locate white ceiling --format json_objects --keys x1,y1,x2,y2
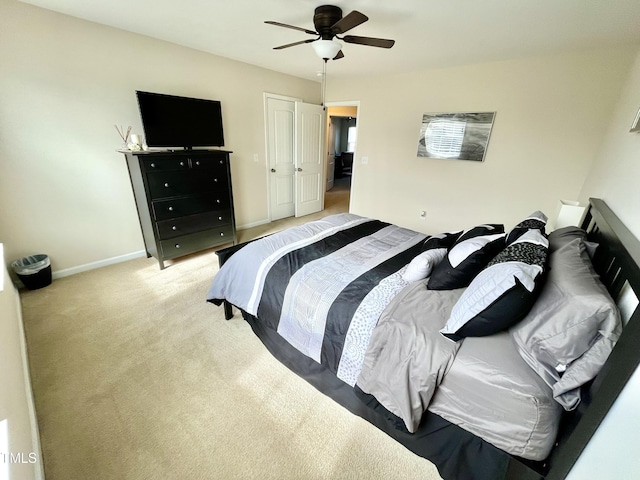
[{"x1": 21, "y1": 0, "x2": 640, "y2": 81}]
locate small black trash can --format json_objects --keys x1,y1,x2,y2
[{"x1": 11, "y1": 254, "x2": 52, "y2": 290}]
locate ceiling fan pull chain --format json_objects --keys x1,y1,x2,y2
[{"x1": 322, "y1": 59, "x2": 327, "y2": 109}]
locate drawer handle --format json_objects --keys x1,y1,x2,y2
[
  {"x1": 175, "y1": 244, "x2": 181, "y2": 249},
  {"x1": 180, "y1": 161, "x2": 185, "y2": 167},
  {"x1": 220, "y1": 232, "x2": 224, "y2": 237},
  {"x1": 168, "y1": 206, "x2": 174, "y2": 211},
  {"x1": 218, "y1": 216, "x2": 223, "y2": 221},
  {"x1": 172, "y1": 226, "x2": 177, "y2": 231},
  {"x1": 216, "y1": 199, "x2": 221, "y2": 204},
  {"x1": 164, "y1": 183, "x2": 170, "y2": 187},
  {"x1": 219, "y1": 160, "x2": 224, "y2": 164},
  {"x1": 150, "y1": 163, "x2": 156, "y2": 168},
  {"x1": 214, "y1": 178, "x2": 218, "y2": 182},
  {"x1": 195, "y1": 161, "x2": 201, "y2": 166}
]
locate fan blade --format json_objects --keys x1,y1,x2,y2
[
  {"x1": 273, "y1": 38, "x2": 317, "y2": 50},
  {"x1": 343, "y1": 35, "x2": 395, "y2": 49},
  {"x1": 331, "y1": 10, "x2": 368, "y2": 34},
  {"x1": 265, "y1": 21, "x2": 317, "y2": 36},
  {"x1": 333, "y1": 50, "x2": 344, "y2": 60}
]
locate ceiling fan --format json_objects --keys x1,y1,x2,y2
[{"x1": 265, "y1": 5, "x2": 395, "y2": 60}]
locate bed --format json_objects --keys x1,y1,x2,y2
[{"x1": 206, "y1": 198, "x2": 640, "y2": 480}]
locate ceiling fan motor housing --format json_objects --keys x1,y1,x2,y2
[
  {"x1": 314, "y1": 5, "x2": 343, "y2": 39},
  {"x1": 267, "y1": 5, "x2": 393, "y2": 52}
]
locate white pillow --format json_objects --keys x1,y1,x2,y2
[{"x1": 402, "y1": 248, "x2": 447, "y2": 283}]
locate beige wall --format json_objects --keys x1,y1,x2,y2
[
  {"x1": 579, "y1": 50, "x2": 640, "y2": 238},
  {"x1": 567, "y1": 49, "x2": 640, "y2": 479},
  {"x1": 329, "y1": 48, "x2": 636, "y2": 234},
  {"x1": 0, "y1": 249, "x2": 43, "y2": 480},
  {"x1": 0, "y1": 0, "x2": 319, "y2": 273}
]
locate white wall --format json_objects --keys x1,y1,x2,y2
[
  {"x1": 579, "y1": 50, "x2": 640, "y2": 238},
  {"x1": 0, "y1": 247, "x2": 43, "y2": 480},
  {"x1": 0, "y1": 0, "x2": 320, "y2": 273},
  {"x1": 329, "y1": 48, "x2": 636, "y2": 235},
  {"x1": 567, "y1": 48, "x2": 640, "y2": 480}
]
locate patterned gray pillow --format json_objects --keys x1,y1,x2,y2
[{"x1": 506, "y1": 210, "x2": 548, "y2": 244}]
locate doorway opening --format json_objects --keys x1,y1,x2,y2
[{"x1": 325, "y1": 103, "x2": 358, "y2": 214}]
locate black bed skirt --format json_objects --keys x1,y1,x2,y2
[{"x1": 239, "y1": 309, "x2": 543, "y2": 480}]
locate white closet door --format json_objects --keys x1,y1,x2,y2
[
  {"x1": 266, "y1": 97, "x2": 296, "y2": 221},
  {"x1": 295, "y1": 101, "x2": 325, "y2": 218}
]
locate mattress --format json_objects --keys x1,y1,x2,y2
[{"x1": 428, "y1": 330, "x2": 563, "y2": 460}]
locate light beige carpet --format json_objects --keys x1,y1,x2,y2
[{"x1": 20, "y1": 205, "x2": 443, "y2": 480}]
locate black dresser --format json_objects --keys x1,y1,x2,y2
[{"x1": 124, "y1": 149, "x2": 236, "y2": 269}]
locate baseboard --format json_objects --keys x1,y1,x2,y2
[
  {"x1": 15, "y1": 289, "x2": 45, "y2": 480},
  {"x1": 54, "y1": 224, "x2": 271, "y2": 278},
  {"x1": 52, "y1": 250, "x2": 147, "y2": 279},
  {"x1": 236, "y1": 218, "x2": 271, "y2": 231}
]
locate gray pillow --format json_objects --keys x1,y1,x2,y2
[
  {"x1": 548, "y1": 226, "x2": 587, "y2": 252},
  {"x1": 548, "y1": 226, "x2": 598, "y2": 258},
  {"x1": 510, "y1": 238, "x2": 621, "y2": 410}
]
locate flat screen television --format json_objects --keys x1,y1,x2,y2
[{"x1": 136, "y1": 91, "x2": 224, "y2": 149}]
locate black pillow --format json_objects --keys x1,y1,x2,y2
[
  {"x1": 427, "y1": 224, "x2": 506, "y2": 290},
  {"x1": 440, "y1": 229, "x2": 549, "y2": 341},
  {"x1": 420, "y1": 230, "x2": 463, "y2": 252}
]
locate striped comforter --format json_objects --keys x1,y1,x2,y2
[{"x1": 206, "y1": 213, "x2": 426, "y2": 386}]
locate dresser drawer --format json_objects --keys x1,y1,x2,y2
[
  {"x1": 190, "y1": 154, "x2": 228, "y2": 173},
  {"x1": 160, "y1": 226, "x2": 234, "y2": 259},
  {"x1": 155, "y1": 210, "x2": 231, "y2": 239},
  {"x1": 143, "y1": 156, "x2": 190, "y2": 172},
  {"x1": 147, "y1": 170, "x2": 228, "y2": 198},
  {"x1": 152, "y1": 193, "x2": 230, "y2": 221},
  {"x1": 143, "y1": 154, "x2": 227, "y2": 173}
]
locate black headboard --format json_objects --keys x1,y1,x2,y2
[{"x1": 542, "y1": 198, "x2": 640, "y2": 479}]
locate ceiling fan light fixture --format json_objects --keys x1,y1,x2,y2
[{"x1": 312, "y1": 40, "x2": 342, "y2": 60}]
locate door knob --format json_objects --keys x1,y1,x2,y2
[
  {"x1": 271, "y1": 168, "x2": 276, "y2": 172},
  {"x1": 296, "y1": 168, "x2": 302, "y2": 172}
]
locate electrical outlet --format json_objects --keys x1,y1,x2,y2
[
  {"x1": 361, "y1": 156, "x2": 369, "y2": 164},
  {"x1": 420, "y1": 210, "x2": 427, "y2": 220}
]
